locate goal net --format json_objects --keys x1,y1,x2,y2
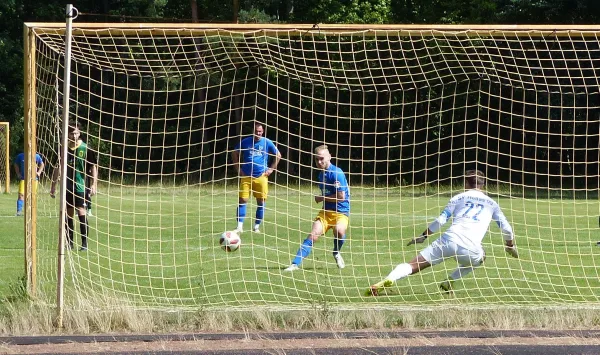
[{"x1": 26, "y1": 23, "x2": 600, "y2": 310}]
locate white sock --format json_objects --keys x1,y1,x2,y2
[
  {"x1": 237, "y1": 222, "x2": 244, "y2": 230},
  {"x1": 254, "y1": 224, "x2": 260, "y2": 230},
  {"x1": 387, "y1": 263, "x2": 413, "y2": 282},
  {"x1": 449, "y1": 266, "x2": 475, "y2": 281}
]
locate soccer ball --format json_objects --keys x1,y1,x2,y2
[{"x1": 219, "y1": 231, "x2": 241, "y2": 252}]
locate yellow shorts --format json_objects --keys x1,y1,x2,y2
[
  {"x1": 18, "y1": 180, "x2": 38, "y2": 195},
  {"x1": 316, "y1": 210, "x2": 349, "y2": 233},
  {"x1": 239, "y1": 174, "x2": 269, "y2": 200}
]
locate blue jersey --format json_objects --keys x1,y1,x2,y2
[
  {"x1": 14, "y1": 152, "x2": 43, "y2": 180},
  {"x1": 318, "y1": 164, "x2": 350, "y2": 215},
  {"x1": 235, "y1": 136, "x2": 279, "y2": 178}
]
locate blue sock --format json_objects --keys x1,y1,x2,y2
[
  {"x1": 255, "y1": 202, "x2": 265, "y2": 226},
  {"x1": 292, "y1": 238, "x2": 313, "y2": 266},
  {"x1": 16, "y1": 199, "x2": 24, "y2": 213},
  {"x1": 333, "y1": 234, "x2": 346, "y2": 256},
  {"x1": 237, "y1": 204, "x2": 247, "y2": 223}
]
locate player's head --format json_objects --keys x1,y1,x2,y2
[
  {"x1": 314, "y1": 145, "x2": 331, "y2": 170},
  {"x1": 68, "y1": 121, "x2": 81, "y2": 143},
  {"x1": 253, "y1": 123, "x2": 264, "y2": 142},
  {"x1": 465, "y1": 169, "x2": 485, "y2": 189}
]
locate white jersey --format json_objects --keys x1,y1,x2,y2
[{"x1": 427, "y1": 189, "x2": 513, "y2": 251}]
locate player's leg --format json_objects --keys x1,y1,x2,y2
[
  {"x1": 16, "y1": 180, "x2": 25, "y2": 216},
  {"x1": 367, "y1": 236, "x2": 451, "y2": 296},
  {"x1": 74, "y1": 192, "x2": 88, "y2": 251},
  {"x1": 441, "y1": 247, "x2": 485, "y2": 294},
  {"x1": 367, "y1": 254, "x2": 432, "y2": 296},
  {"x1": 64, "y1": 190, "x2": 75, "y2": 250},
  {"x1": 285, "y1": 213, "x2": 326, "y2": 271},
  {"x1": 235, "y1": 177, "x2": 251, "y2": 233},
  {"x1": 85, "y1": 184, "x2": 92, "y2": 216},
  {"x1": 332, "y1": 213, "x2": 349, "y2": 269},
  {"x1": 252, "y1": 175, "x2": 268, "y2": 232}
]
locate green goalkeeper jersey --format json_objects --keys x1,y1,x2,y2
[{"x1": 67, "y1": 140, "x2": 96, "y2": 193}]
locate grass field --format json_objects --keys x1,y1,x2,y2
[{"x1": 2, "y1": 183, "x2": 600, "y2": 310}]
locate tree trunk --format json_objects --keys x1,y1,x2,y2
[{"x1": 190, "y1": 0, "x2": 198, "y2": 22}]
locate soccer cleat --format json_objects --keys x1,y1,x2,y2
[
  {"x1": 233, "y1": 228, "x2": 243, "y2": 234},
  {"x1": 79, "y1": 246, "x2": 88, "y2": 252},
  {"x1": 334, "y1": 253, "x2": 345, "y2": 269},
  {"x1": 365, "y1": 279, "x2": 393, "y2": 296},
  {"x1": 284, "y1": 264, "x2": 299, "y2": 272},
  {"x1": 15, "y1": 211, "x2": 23, "y2": 217},
  {"x1": 439, "y1": 280, "x2": 454, "y2": 295},
  {"x1": 87, "y1": 209, "x2": 93, "y2": 216},
  {"x1": 252, "y1": 226, "x2": 260, "y2": 233}
]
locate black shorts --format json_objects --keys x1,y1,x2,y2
[{"x1": 66, "y1": 189, "x2": 86, "y2": 208}]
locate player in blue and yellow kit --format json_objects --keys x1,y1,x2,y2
[
  {"x1": 231, "y1": 122, "x2": 281, "y2": 233},
  {"x1": 13, "y1": 151, "x2": 45, "y2": 216},
  {"x1": 285, "y1": 145, "x2": 350, "y2": 270}
]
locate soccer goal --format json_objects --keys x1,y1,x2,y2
[
  {"x1": 0, "y1": 122, "x2": 8, "y2": 194},
  {"x1": 24, "y1": 20, "x2": 600, "y2": 312}
]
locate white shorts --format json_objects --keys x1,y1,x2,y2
[{"x1": 419, "y1": 234, "x2": 484, "y2": 267}]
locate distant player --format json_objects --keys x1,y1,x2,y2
[
  {"x1": 367, "y1": 170, "x2": 518, "y2": 296},
  {"x1": 50, "y1": 121, "x2": 98, "y2": 251},
  {"x1": 231, "y1": 122, "x2": 281, "y2": 234},
  {"x1": 13, "y1": 151, "x2": 45, "y2": 216},
  {"x1": 285, "y1": 145, "x2": 350, "y2": 271}
]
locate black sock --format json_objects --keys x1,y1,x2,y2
[
  {"x1": 79, "y1": 214, "x2": 88, "y2": 248},
  {"x1": 66, "y1": 217, "x2": 74, "y2": 249}
]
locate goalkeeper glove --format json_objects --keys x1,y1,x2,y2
[{"x1": 407, "y1": 234, "x2": 427, "y2": 246}]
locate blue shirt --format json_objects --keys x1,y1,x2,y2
[
  {"x1": 14, "y1": 153, "x2": 43, "y2": 180},
  {"x1": 234, "y1": 136, "x2": 279, "y2": 178},
  {"x1": 318, "y1": 164, "x2": 350, "y2": 215}
]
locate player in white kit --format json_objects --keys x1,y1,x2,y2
[{"x1": 366, "y1": 170, "x2": 519, "y2": 296}]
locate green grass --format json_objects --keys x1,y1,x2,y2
[{"x1": 2, "y1": 183, "x2": 600, "y2": 310}]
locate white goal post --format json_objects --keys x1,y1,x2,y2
[{"x1": 23, "y1": 21, "x2": 600, "y2": 312}]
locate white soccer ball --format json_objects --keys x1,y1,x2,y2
[{"x1": 219, "y1": 231, "x2": 241, "y2": 252}]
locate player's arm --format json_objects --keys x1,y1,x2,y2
[
  {"x1": 407, "y1": 202, "x2": 455, "y2": 246},
  {"x1": 494, "y1": 207, "x2": 518, "y2": 258},
  {"x1": 265, "y1": 150, "x2": 281, "y2": 177},
  {"x1": 50, "y1": 161, "x2": 60, "y2": 197},
  {"x1": 13, "y1": 162, "x2": 22, "y2": 180},
  {"x1": 231, "y1": 149, "x2": 244, "y2": 176},
  {"x1": 315, "y1": 172, "x2": 347, "y2": 203},
  {"x1": 37, "y1": 157, "x2": 45, "y2": 178},
  {"x1": 87, "y1": 149, "x2": 99, "y2": 196},
  {"x1": 317, "y1": 190, "x2": 345, "y2": 203},
  {"x1": 89, "y1": 163, "x2": 98, "y2": 196}
]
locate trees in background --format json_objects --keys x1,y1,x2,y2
[{"x1": 3, "y1": 0, "x2": 600, "y2": 173}]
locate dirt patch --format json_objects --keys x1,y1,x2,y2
[{"x1": 2, "y1": 335, "x2": 600, "y2": 354}]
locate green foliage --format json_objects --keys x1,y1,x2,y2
[
  {"x1": 293, "y1": 0, "x2": 391, "y2": 23},
  {"x1": 496, "y1": 0, "x2": 600, "y2": 24},
  {"x1": 238, "y1": 8, "x2": 279, "y2": 23}
]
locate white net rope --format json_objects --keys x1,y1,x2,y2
[{"x1": 29, "y1": 26, "x2": 600, "y2": 309}]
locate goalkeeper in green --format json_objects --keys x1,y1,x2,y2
[
  {"x1": 367, "y1": 170, "x2": 518, "y2": 296},
  {"x1": 50, "y1": 121, "x2": 98, "y2": 251}
]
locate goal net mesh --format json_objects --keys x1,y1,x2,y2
[{"x1": 28, "y1": 25, "x2": 600, "y2": 309}]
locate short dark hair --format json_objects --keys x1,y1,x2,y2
[
  {"x1": 68, "y1": 120, "x2": 82, "y2": 132},
  {"x1": 465, "y1": 169, "x2": 485, "y2": 188}
]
